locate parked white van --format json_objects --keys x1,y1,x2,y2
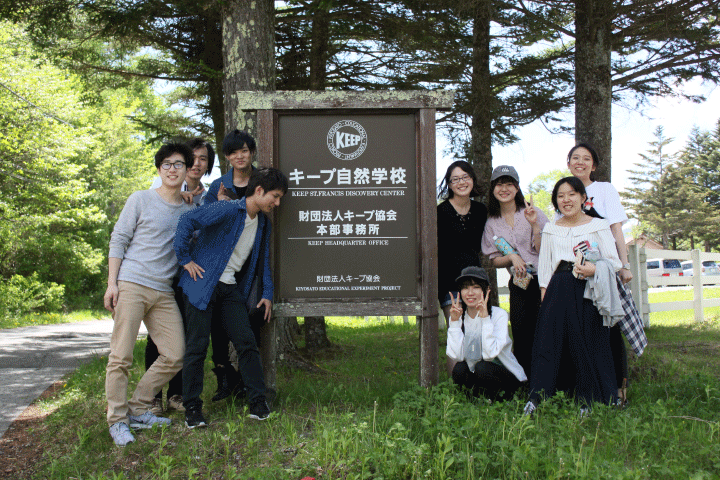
[{"x1": 646, "y1": 258, "x2": 683, "y2": 277}]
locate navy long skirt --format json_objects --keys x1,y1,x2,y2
[{"x1": 529, "y1": 271, "x2": 617, "y2": 407}]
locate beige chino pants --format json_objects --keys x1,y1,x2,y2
[{"x1": 105, "y1": 281, "x2": 185, "y2": 426}]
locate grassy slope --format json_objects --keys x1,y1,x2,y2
[{"x1": 18, "y1": 312, "x2": 720, "y2": 479}]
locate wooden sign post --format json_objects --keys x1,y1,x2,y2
[{"x1": 235, "y1": 90, "x2": 454, "y2": 388}]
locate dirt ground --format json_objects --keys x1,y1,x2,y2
[{"x1": 0, "y1": 381, "x2": 64, "y2": 479}]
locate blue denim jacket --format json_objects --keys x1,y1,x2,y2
[
  {"x1": 205, "y1": 167, "x2": 256, "y2": 204},
  {"x1": 174, "y1": 198, "x2": 272, "y2": 311}
]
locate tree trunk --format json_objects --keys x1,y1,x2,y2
[
  {"x1": 470, "y1": 0, "x2": 499, "y2": 306},
  {"x1": 574, "y1": 0, "x2": 613, "y2": 182},
  {"x1": 220, "y1": 0, "x2": 279, "y2": 385},
  {"x1": 469, "y1": 0, "x2": 493, "y2": 204},
  {"x1": 304, "y1": 2, "x2": 333, "y2": 349},
  {"x1": 308, "y1": 0, "x2": 330, "y2": 91},
  {"x1": 305, "y1": 316, "x2": 332, "y2": 351},
  {"x1": 276, "y1": 316, "x2": 300, "y2": 355},
  {"x1": 221, "y1": 0, "x2": 275, "y2": 134}
]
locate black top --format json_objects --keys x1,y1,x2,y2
[
  {"x1": 233, "y1": 185, "x2": 248, "y2": 199},
  {"x1": 437, "y1": 199, "x2": 488, "y2": 301}
]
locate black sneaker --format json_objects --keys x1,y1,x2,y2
[
  {"x1": 248, "y1": 399, "x2": 270, "y2": 421},
  {"x1": 185, "y1": 407, "x2": 207, "y2": 429}
]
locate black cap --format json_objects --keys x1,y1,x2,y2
[
  {"x1": 490, "y1": 165, "x2": 520, "y2": 183},
  {"x1": 455, "y1": 266, "x2": 490, "y2": 286}
]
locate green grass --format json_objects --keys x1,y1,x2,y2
[
  {"x1": 0, "y1": 309, "x2": 108, "y2": 330},
  {"x1": 646, "y1": 286, "x2": 720, "y2": 323},
  {"x1": 17, "y1": 314, "x2": 720, "y2": 479}
]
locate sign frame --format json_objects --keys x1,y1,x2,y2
[{"x1": 237, "y1": 90, "x2": 453, "y2": 387}]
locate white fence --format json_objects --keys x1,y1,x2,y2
[
  {"x1": 628, "y1": 245, "x2": 720, "y2": 325},
  {"x1": 493, "y1": 246, "x2": 720, "y2": 326}
]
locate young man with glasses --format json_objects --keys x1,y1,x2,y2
[{"x1": 103, "y1": 143, "x2": 195, "y2": 446}]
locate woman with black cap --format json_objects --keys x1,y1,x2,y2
[
  {"x1": 446, "y1": 266, "x2": 527, "y2": 400},
  {"x1": 481, "y1": 165, "x2": 548, "y2": 377}
]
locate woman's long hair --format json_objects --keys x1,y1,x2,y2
[
  {"x1": 438, "y1": 160, "x2": 482, "y2": 200},
  {"x1": 567, "y1": 142, "x2": 600, "y2": 182},
  {"x1": 487, "y1": 176, "x2": 526, "y2": 218}
]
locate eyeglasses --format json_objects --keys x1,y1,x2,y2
[
  {"x1": 160, "y1": 161, "x2": 186, "y2": 170},
  {"x1": 450, "y1": 174, "x2": 471, "y2": 184}
]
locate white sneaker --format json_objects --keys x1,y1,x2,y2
[
  {"x1": 523, "y1": 400, "x2": 537, "y2": 416},
  {"x1": 128, "y1": 410, "x2": 172, "y2": 429},
  {"x1": 109, "y1": 422, "x2": 135, "y2": 446}
]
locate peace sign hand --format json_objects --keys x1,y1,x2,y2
[
  {"x1": 524, "y1": 194, "x2": 538, "y2": 225},
  {"x1": 449, "y1": 292, "x2": 463, "y2": 323},
  {"x1": 478, "y1": 287, "x2": 491, "y2": 318},
  {"x1": 218, "y1": 182, "x2": 232, "y2": 201}
]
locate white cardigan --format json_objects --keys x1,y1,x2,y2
[{"x1": 446, "y1": 306, "x2": 527, "y2": 382}]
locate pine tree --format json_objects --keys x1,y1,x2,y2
[
  {"x1": 676, "y1": 124, "x2": 720, "y2": 251},
  {"x1": 622, "y1": 126, "x2": 685, "y2": 249}
]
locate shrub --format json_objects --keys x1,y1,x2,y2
[{"x1": 0, "y1": 272, "x2": 65, "y2": 318}]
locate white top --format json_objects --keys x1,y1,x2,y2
[
  {"x1": 585, "y1": 181, "x2": 628, "y2": 225},
  {"x1": 446, "y1": 306, "x2": 527, "y2": 382},
  {"x1": 219, "y1": 214, "x2": 259, "y2": 284},
  {"x1": 538, "y1": 217, "x2": 621, "y2": 288}
]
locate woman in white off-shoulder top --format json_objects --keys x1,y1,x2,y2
[{"x1": 524, "y1": 177, "x2": 620, "y2": 415}]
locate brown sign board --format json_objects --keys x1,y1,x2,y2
[
  {"x1": 238, "y1": 90, "x2": 453, "y2": 387},
  {"x1": 276, "y1": 113, "x2": 417, "y2": 301}
]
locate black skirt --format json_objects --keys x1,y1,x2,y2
[{"x1": 529, "y1": 271, "x2": 617, "y2": 406}]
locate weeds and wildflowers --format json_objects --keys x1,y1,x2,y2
[{"x1": 14, "y1": 316, "x2": 720, "y2": 479}]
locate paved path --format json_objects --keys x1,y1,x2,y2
[{"x1": 0, "y1": 319, "x2": 147, "y2": 438}]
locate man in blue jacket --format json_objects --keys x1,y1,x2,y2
[{"x1": 174, "y1": 167, "x2": 288, "y2": 427}]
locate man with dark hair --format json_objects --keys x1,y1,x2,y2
[
  {"x1": 104, "y1": 143, "x2": 195, "y2": 446},
  {"x1": 184, "y1": 138, "x2": 216, "y2": 205},
  {"x1": 204, "y1": 130, "x2": 257, "y2": 400},
  {"x1": 150, "y1": 138, "x2": 216, "y2": 205},
  {"x1": 175, "y1": 167, "x2": 288, "y2": 427},
  {"x1": 145, "y1": 137, "x2": 218, "y2": 416},
  {"x1": 206, "y1": 129, "x2": 256, "y2": 202}
]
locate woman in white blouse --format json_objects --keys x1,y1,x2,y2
[{"x1": 524, "y1": 177, "x2": 620, "y2": 414}]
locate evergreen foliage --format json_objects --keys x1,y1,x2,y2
[
  {"x1": 0, "y1": 22, "x2": 174, "y2": 311},
  {"x1": 622, "y1": 125, "x2": 720, "y2": 251}
]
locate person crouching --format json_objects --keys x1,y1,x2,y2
[{"x1": 446, "y1": 266, "x2": 527, "y2": 400}]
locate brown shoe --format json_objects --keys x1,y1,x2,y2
[
  {"x1": 149, "y1": 397, "x2": 164, "y2": 416},
  {"x1": 167, "y1": 395, "x2": 185, "y2": 412}
]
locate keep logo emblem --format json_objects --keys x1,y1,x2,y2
[{"x1": 327, "y1": 120, "x2": 368, "y2": 161}]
